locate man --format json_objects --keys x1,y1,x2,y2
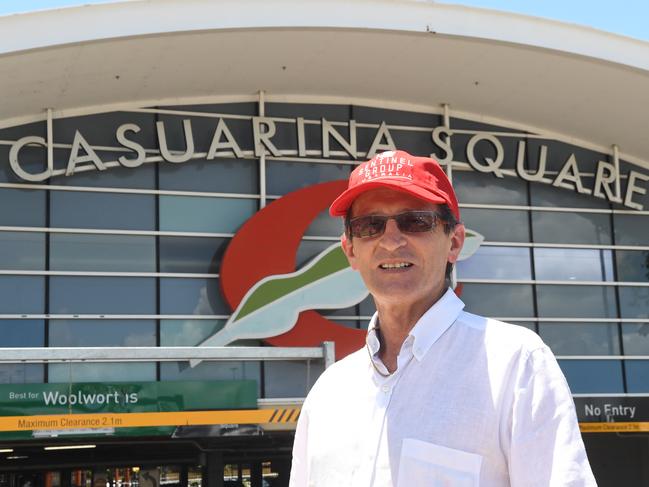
[{"x1": 289, "y1": 150, "x2": 596, "y2": 486}]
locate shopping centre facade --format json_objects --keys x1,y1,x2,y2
[{"x1": 0, "y1": 1, "x2": 648, "y2": 486}]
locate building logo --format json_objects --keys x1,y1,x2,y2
[{"x1": 193, "y1": 181, "x2": 483, "y2": 363}]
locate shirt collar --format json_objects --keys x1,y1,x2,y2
[
  {"x1": 365, "y1": 288, "x2": 465, "y2": 361},
  {"x1": 409, "y1": 288, "x2": 465, "y2": 361},
  {"x1": 367, "y1": 314, "x2": 381, "y2": 356}
]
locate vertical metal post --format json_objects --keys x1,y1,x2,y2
[
  {"x1": 612, "y1": 144, "x2": 621, "y2": 203},
  {"x1": 179, "y1": 466, "x2": 188, "y2": 487},
  {"x1": 442, "y1": 103, "x2": 458, "y2": 290},
  {"x1": 322, "y1": 341, "x2": 335, "y2": 369},
  {"x1": 46, "y1": 108, "x2": 54, "y2": 174},
  {"x1": 250, "y1": 463, "x2": 263, "y2": 487},
  {"x1": 258, "y1": 90, "x2": 267, "y2": 209},
  {"x1": 205, "y1": 451, "x2": 224, "y2": 487}
]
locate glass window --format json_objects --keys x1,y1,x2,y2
[
  {"x1": 536, "y1": 285, "x2": 617, "y2": 318},
  {"x1": 456, "y1": 246, "x2": 531, "y2": 280},
  {"x1": 266, "y1": 161, "x2": 351, "y2": 196},
  {"x1": 159, "y1": 361, "x2": 259, "y2": 387},
  {"x1": 614, "y1": 214, "x2": 649, "y2": 246},
  {"x1": 319, "y1": 315, "x2": 362, "y2": 329},
  {"x1": 625, "y1": 361, "x2": 649, "y2": 393},
  {"x1": 267, "y1": 103, "x2": 353, "y2": 154},
  {"x1": 52, "y1": 111, "x2": 156, "y2": 148},
  {"x1": 50, "y1": 160, "x2": 156, "y2": 190},
  {"x1": 460, "y1": 209, "x2": 529, "y2": 243},
  {"x1": 539, "y1": 323, "x2": 620, "y2": 355},
  {"x1": 49, "y1": 277, "x2": 156, "y2": 314},
  {"x1": 50, "y1": 191, "x2": 155, "y2": 230},
  {"x1": 531, "y1": 211, "x2": 611, "y2": 245},
  {"x1": 268, "y1": 102, "x2": 351, "y2": 121},
  {"x1": 0, "y1": 188, "x2": 46, "y2": 227},
  {"x1": 303, "y1": 210, "x2": 345, "y2": 238},
  {"x1": 616, "y1": 250, "x2": 649, "y2": 282},
  {"x1": 160, "y1": 338, "x2": 261, "y2": 386},
  {"x1": 0, "y1": 320, "x2": 44, "y2": 347},
  {"x1": 0, "y1": 120, "x2": 46, "y2": 143},
  {"x1": 619, "y1": 287, "x2": 649, "y2": 319},
  {"x1": 264, "y1": 361, "x2": 324, "y2": 398},
  {"x1": 0, "y1": 364, "x2": 43, "y2": 384},
  {"x1": 0, "y1": 140, "x2": 48, "y2": 184},
  {"x1": 159, "y1": 103, "x2": 256, "y2": 155},
  {"x1": 453, "y1": 170, "x2": 528, "y2": 206},
  {"x1": 529, "y1": 179, "x2": 610, "y2": 209},
  {"x1": 159, "y1": 196, "x2": 256, "y2": 233},
  {"x1": 391, "y1": 129, "x2": 440, "y2": 157},
  {"x1": 459, "y1": 284, "x2": 535, "y2": 318},
  {"x1": 354, "y1": 105, "x2": 441, "y2": 127},
  {"x1": 49, "y1": 320, "x2": 156, "y2": 347},
  {"x1": 295, "y1": 240, "x2": 338, "y2": 269},
  {"x1": 50, "y1": 234, "x2": 155, "y2": 272},
  {"x1": 617, "y1": 160, "x2": 649, "y2": 210},
  {"x1": 511, "y1": 321, "x2": 536, "y2": 332},
  {"x1": 160, "y1": 319, "x2": 226, "y2": 346},
  {"x1": 160, "y1": 278, "x2": 229, "y2": 315},
  {"x1": 163, "y1": 102, "x2": 257, "y2": 116},
  {"x1": 449, "y1": 132, "x2": 519, "y2": 172},
  {"x1": 359, "y1": 294, "x2": 377, "y2": 317},
  {"x1": 558, "y1": 360, "x2": 624, "y2": 394},
  {"x1": 159, "y1": 236, "x2": 228, "y2": 274},
  {"x1": 523, "y1": 139, "x2": 608, "y2": 175},
  {"x1": 159, "y1": 158, "x2": 258, "y2": 194},
  {"x1": 0, "y1": 231, "x2": 45, "y2": 270},
  {"x1": 0, "y1": 277, "x2": 44, "y2": 313},
  {"x1": 621, "y1": 323, "x2": 649, "y2": 355},
  {"x1": 534, "y1": 248, "x2": 614, "y2": 281},
  {"x1": 156, "y1": 112, "x2": 255, "y2": 154},
  {"x1": 48, "y1": 363, "x2": 155, "y2": 383}
]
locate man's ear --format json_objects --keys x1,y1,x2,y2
[
  {"x1": 340, "y1": 233, "x2": 358, "y2": 269},
  {"x1": 447, "y1": 223, "x2": 465, "y2": 264}
]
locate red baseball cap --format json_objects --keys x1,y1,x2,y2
[{"x1": 329, "y1": 150, "x2": 460, "y2": 220}]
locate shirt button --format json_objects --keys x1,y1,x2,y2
[{"x1": 381, "y1": 385, "x2": 390, "y2": 393}]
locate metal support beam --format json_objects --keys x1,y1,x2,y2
[
  {"x1": 0, "y1": 345, "x2": 334, "y2": 363},
  {"x1": 322, "y1": 341, "x2": 336, "y2": 369},
  {"x1": 205, "y1": 451, "x2": 224, "y2": 487}
]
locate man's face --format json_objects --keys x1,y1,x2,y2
[{"x1": 341, "y1": 188, "x2": 465, "y2": 310}]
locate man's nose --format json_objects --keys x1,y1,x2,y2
[{"x1": 378, "y1": 219, "x2": 407, "y2": 250}]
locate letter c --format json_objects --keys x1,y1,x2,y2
[{"x1": 9, "y1": 136, "x2": 52, "y2": 182}]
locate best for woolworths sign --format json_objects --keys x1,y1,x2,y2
[{"x1": 0, "y1": 380, "x2": 257, "y2": 440}]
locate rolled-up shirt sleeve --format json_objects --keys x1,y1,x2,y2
[{"x1": 506, "y1": 346, "x2": 597, "y2": 486}]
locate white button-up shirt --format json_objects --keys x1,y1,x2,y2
[{"x1": 289, "y1": 289, "x2": 596, "y2": 486}]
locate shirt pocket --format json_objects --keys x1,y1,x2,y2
[{"x1": 396, "y1": 438, "x2": 482, "y2": 487}]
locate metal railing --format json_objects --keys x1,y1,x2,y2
[{"x1": 0, "y1": 343, "x2": 336, "y2": 368}]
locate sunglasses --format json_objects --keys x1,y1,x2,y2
[{"x1": 347, "y1": 210, "x2": 444, "y2": 238}]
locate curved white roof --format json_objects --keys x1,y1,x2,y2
[{"x1": 1, "y1": 0, "x2": 649, "y2": 167}]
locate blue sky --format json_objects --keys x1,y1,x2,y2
[{"x1": 1, "y1": 0, "x2": 648, "y2": 42}]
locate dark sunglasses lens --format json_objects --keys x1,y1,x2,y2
[
  {"x1": 349, "y1": 212, "x2": 438, "y2": 238},
  {"x1": 396, "y1": 212, "x2": 436, "y2": 232},
  {"x1": 350, "y1": 216, "x2": 386, "y2": 238}
]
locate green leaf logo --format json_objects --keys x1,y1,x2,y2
[{"x1": 191, "y1": 243, "x2": 369, "y2": 367}]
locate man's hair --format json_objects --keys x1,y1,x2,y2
[
  {"x1": 437, "y1": 205, "x2": 460, "y2": 287},
  {"x1": 343, "y1": 204, "x2": 460, "y2": 286}
]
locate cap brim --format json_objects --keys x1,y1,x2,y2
[{"x1": 329, "y1": 180, "x2": 449, "y2": 217}]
